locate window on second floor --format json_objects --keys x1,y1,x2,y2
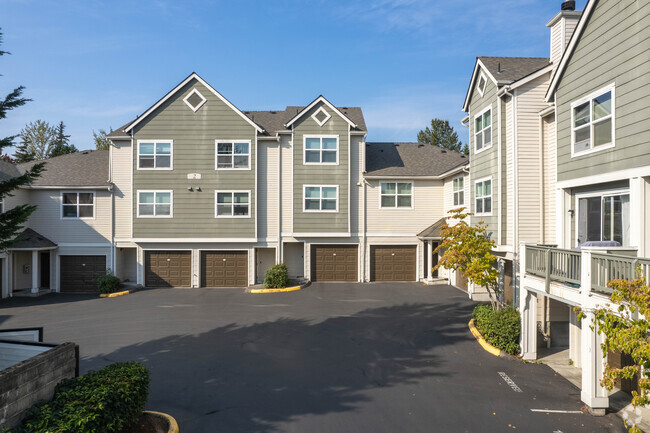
[
  {"x1": 216, "y1": 191, "x2": 250, "y2": 217},
  {"x1": 304, "y1": 185, "x2": 338, "y2": 212},
  {"x1": 474, "y1": 108, "x2": 492, "y2": 152},
  {"x1": 577, "y1": 192, "x2": 629, "y2": 246},
  {"x1": 474, "y1": 178, "x2": 492, "y2": 215},
  {"x1": 380, "y1": 182, "x2": 413, "y2": 208},
  {"x1": 571, "y1": 85, "x2": 614, "y2": 156},
  {"x1": 216, "y1": 141, "x2": 250, "y2": 170},
  {"x1": 304, "y1": 135, "x2": 338, "y2": 164},
  {"x1": 138, "y1": 191, "x2": 172, "y2": 218},
  {"x1": 453, "y1": 177, "x2": 464, "y2": 206},
  {"x1": 62, "y1": 192, "x2": 95, "y2": 219},
  {"x1": 138, "y1": 140, "x2": 172, "y2": 169}
]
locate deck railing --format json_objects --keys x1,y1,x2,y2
[
  {"x1": 524, "y1": 245, "x2": 582, "y2": 289},
  {"x1": 591, "y1": 253, "x2": 650, "y2": 294}
]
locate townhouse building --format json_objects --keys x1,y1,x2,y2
[{"x1": 0, "y1": 73, "x2": 468, "y2": 297}]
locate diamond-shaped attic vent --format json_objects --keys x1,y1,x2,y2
[
  {"x1": 183, "y1": 88, "x2": 207, "y2": 112},
  {"x1": 311, "y1": 106, "x2": 331, "y2": 126}
]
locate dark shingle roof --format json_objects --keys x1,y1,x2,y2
[
  {"x1": 417, "y1": 218, "x2": 447, "y2": 239},
  {"x1": 0, "y1": 160, "x2": 22, "y2": 182},
  {"x1": 10, "y1": 228, "x2": 57, "y2": 249},
  {"x1": 365, "y1": 143, "x2": 468, "y2": 177},
  {"x1": 479, "y1": 56, "x2": 551, "y2": 85},
  {"x1": 19, "y1": 151, "x2": 109, "y2": 187}
]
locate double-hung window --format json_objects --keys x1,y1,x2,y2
[
  {"x1": 138, "y1": 191, "x2": 172, "y2": 217},
  {"x1": 380, "y1": 182, "x2": 412, "y2": 208},
  {"x1": 216, "y1": 141, "x2": 250, "y2": 169},
  {"x1": 453, "y1": 177, "x2": 464, "y2": 206},
  {"x1": 304, "y1": 135, "x2": 338, "y2": 164},
  {"x1": 216, "y1": 191, "x2": 250, "y2": 217},
  {"x1": 577, "y1": 192, "x2": 629, "y2": 246},
  {"x1": 138, "y1": 140, "x2": 172, "y2": 169},
  {"x1": 62, "y1": 192, "x2": 95, "y2": 219},
  {"x1": 571, "y1": 85, "x2": 614, "y2": 155},
  {"x1": 474, "y1": 178, "x2": 492, "y2": 215},
  {"x1": 304, "y1": 186, "x2": 338, "y2": 212},
  {"x1": 474, "y1": 108, "x2": 492, "y2": 152}
]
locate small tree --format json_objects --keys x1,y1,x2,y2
[
  {"x1": 434, "y1": 207, "x2": 501, "y2": 308},
  {"x1": 49, "y1": 121, "x2": 78, "y2": 157},
  {"x1": 93, "y1": 128, "x2": 113, "y2": 151},
  {"x1": 417, "y1": 118, "x2": 469, "y2": 154},
  {"x1": 16, "y1": 119, "x2": 56, "y2": 161}
]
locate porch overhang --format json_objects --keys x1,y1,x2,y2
[
  {"x1": 7, "y1": 229, "x2": 58, "y2": 251},
  {"x1": 416, "y1": 218, "x2": 446, "y2": 241}
]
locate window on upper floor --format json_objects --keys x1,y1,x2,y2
[
  {"x1": 577, "y1": 191, "x2": 629, "y2": 246},
  {"x1": 216, "y1": 191, "x2": 250, "y2": 217},
  {"x1": 138, "y1": 191, "x2": 172, "y2": 218},
  {"x1": 304, "y1": 135, "x2": 338, "y2": 165},
  {"x1": 138, "y1": 140, "x2": 172, "y2": 169},
  {"x1": 477, "y1": 72, "x2": 487, "y2": 97},
  {"x1": 571, "y1": 85, "x2": 614, "y2": 156},
  {"x1": 453, "y1": 177, "x2": 464, "y2": 206},
  {"x1": 380, "y1": 182, "x2": 413, "y2": 208},
  {"x1": 304, "y1": 185, "x2": 338, "y2": 212},
  {"x1": 62, "y1": 192, "x2": 95, "y2": 219},
  {"x1": 474, "y1": 178, "x2": 492, "y2": 215},
  {"x1": 474, "y1": 108, "x2": 492, "y2": 153},
  {"x1": 216, "y1": 141, "x2": 250, "y2": 170}
]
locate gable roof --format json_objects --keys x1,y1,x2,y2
[
  {"x1": 0, "y1": 160, "x2": 22, "y2": 182},
  {"x1": 284, "y1": 95, "x2": 358, "y2": 129},
  {"x1": 463, "y1": 57, "x2": 551, "y2": 111},
  {"x1": 121, "y1": 72, "x2": 264, "y2": 134},
  {"x1": 365, "y1": 142, "x2": 469, "y2": 177},
  {"x1": 546, "y1": 0, "x2": 597, "y2": 101},
  {"x1": 9, "y1": 228, "x2": 57, "y2": 250},
  {"x1": 417, "y1": 218, "x2": 447, "y2": 239},
  {"x1": 19, "y1": 150, "x2": 109, "y2": 187}
]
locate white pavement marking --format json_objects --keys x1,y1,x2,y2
[
  {"x1": 498, "y1": 372, "x2": 523, "y2": 392},
  {"x1": 530, "y1": 409, "x2": 583, "y2": 414}
]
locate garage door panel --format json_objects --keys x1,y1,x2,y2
[
  {"x1": 145, "y1": 251, "x2": 191, "y2": 288},
  {"x1": 370, "y1": 246, "x2": 417, "y2": 282},
  {"x1": 311, "y1": 245, "x2": 358, "y2": 282},
  {"x1": 201, "y1": 251, "x2": 248, "y2": 288},
  {"x1": 60, "y1": 255, "x2": 106, "y2": 292}
]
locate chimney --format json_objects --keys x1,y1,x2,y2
[{"x1": 547, "y1": 2, "x2": 582, "y2": 65}]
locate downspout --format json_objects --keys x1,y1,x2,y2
[
  {"x1": 539, "y1": 114, "x2": 545, "y2": 243},
  {"x1": 278, "y1": 135, "x2": 283, "y2": 264},
  {"x1": 109, "y1": 140, "x2": 115, "y2": 277},
  {"x1": 513, "y1": 88, "x2": 519, "y2": 308}
]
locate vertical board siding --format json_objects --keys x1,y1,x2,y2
[
  {"x1": 258, "y1": 142, "x2": 279, "y2": 239},
  {"x1": 469, "y1": 68, "x2": 499, "y2": 235},
  {"x1": 543, "y1": 115, "x2": 557, "y2": 244},
  {"x1": 113, "y1": 139, "x2": 132, "y2": 239},
  {"x1": 556, "y1": 0, "x2": 650, "y2": 181},
  {"x1": 132, "y1": 78, "x2": 257, "y2": 238},
  {"x1": 292, "y1": 102, "x2": 349, "y2": 233}
]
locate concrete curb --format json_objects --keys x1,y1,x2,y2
[
  {"x1": 145, "y1": 410, "x2": 179, "y2": 433},
  {"x1": 250, "y1": 280, "x2": 311, "y2": 294},
  {"x1": 99, "y1": 287, "x2": 141, "y2": 298},
  {"x1": 468, "y1": 319, "x2": 520, "y2": 361}
]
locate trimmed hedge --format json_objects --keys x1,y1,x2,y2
[
  {"x1": 473, "y1": 304, "x2": 521, "y2": 355},
  {"x1": 12, "y1": 362, "x2": 149, "y2": 433},
  {"x1": 264, "y1": 263, "x2": 289, "y2": 288},
  {"x1": 98, "y1": 269, "x2": 122, "y2": 294}
]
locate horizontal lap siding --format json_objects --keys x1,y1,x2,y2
[
  {"x1": 258, "y1": 143, "x2": 278, "y2": 239},
  {"x1": 113, "y1": 140, "x2": 132, "y2": 238},
  {"x1": 506, "y1": 97, "x2": 514, "y2": 246},
  {"x1": 132, "y1": 78, "x2": 257, "y2": 238},
  {"x1": 543, "y1": 115, "x2": 557, "y2": 244},
  {"x1": 293, "y1": 102, "x2": 349, "y2": 233},
  {"x1": 556, "y1": 0, "x2": 650, "y2": 181},
  {"x1": 281, "y1": 135, "x2": 293, "y2": 233}
]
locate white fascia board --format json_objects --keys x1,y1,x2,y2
[
  {"x1": 462, "y1": 59, "x2": 499, "y2": 112},
  {"x1": 291, "y1": 232, "x2": 352, "y2": 238},
  {"x1": 284, "y1": 96, "x2": 357, "y2": 128},
  {"x1": 22, "y1": 185, "x2": 112, "y2": 190},
  {"x1": 108, "y1": 136, "x2": 131, "y2": 141},
  {"x1": 509, "y1": 64, "x2": 554, "y2": 90},
  {"x1": 364, "y1": 165, "x2": 469, "y2": 181},
  {"x1": 124, "y1": 72, "x2": 264, "y2": 134},
  {"x1": 546, "y1": 1, "x2": 596, "y2": 102},
  {"x1": 128, "y1": 238, "x2": 259, "y2": 243}
]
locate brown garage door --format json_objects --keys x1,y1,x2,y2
[
  {"x1": 201, "y1": 251, "x2": 248, "y2": 287},
  {"x1": 60, "y1": 255, "x2": 106, "y2": 292},
  {"x1": 311, "y1": 245, "x2": 358, "y2": 282},
  {"x1": 145, "y1": 251, "x2": 191, "y2": 288},
  {"x1": 370, "y1": 245, "x2": 417, "y2": 282}
]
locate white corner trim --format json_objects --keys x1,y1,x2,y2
[
  {"x1": 182, "y1": 88, "x2": 207, "y2": 112},
  {"x1": 311, "y1": 106, "x2": 331, "y2": 126}
]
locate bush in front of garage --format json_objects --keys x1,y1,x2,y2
[
  {"x1": 10, "y1": 362, "x2": 150, "y2": 433},
  {"x1": 98, "y1": 269, "x2": 122, "y2": 294},
  {"x1": 473, "y1": 304, "x2": 520, "y2": 355},
  {"x1": 264, "y1": 263, "x2": 289, "y2": 288}
]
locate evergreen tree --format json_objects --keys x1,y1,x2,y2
[
  {"x1": 17, "y1": 119, "x2": 56, "y2": 160},
  {"x1": 0, "y1": 28, "x2": 44, "y2": 249},
  {"x1": 49, "y1": 121, "x2": 78, "y2": 157},
  {"x1": 93, "y1": 128, "x2": 113, "y2": 151},
  {"x1": 417, "y1": 118, "x2": 469, "y2": 154}
]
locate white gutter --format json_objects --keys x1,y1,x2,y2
[{"x1": 21, "y1": 185, "x2": 112, "y2": 190}]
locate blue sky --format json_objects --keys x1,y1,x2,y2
[{"x1": 1, "y1": 0, "x2": 588, "y2": 153}]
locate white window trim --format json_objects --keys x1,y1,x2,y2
[
  {"x1": 303, "y1": 185, "x2": 339, "y2": 213},
  {"x1": 473, "y1": 105, "x2": 493, "y2": 154},
  {"x1": 303, "y1": 135, "x2": 339, "y2": 166},
  {"x1": 570, "y1": 83, "x2": 616, "y2": 158},
  {"x1": 137, "y1": 190, "x2": 173, "y2": 218},
  {"x1": 453, "y1": 176, "x2": 465, "y2": 206},
  {"x1": 311, "y1": 106, "x2": 331, "y2": 126},
  {"x1": 0, "y1": 199, "x2": 4, "y2": 213},
  {"x1": 379, "y1": 181, "x2": 414, "y2": 209},
  {"x1": 474, "y1": 176, "x2": 493, "y2": 217},
  {"x1": 137, "y1": 140, "x2": 173, "y2": 170},
  {"x1": 573, "y1": 187, "x2": 630, "y2": 246},
  {"x1": 215, "y1": 140, "x2": 252, "y2": 171},
  {"x1": 477, "y1": 72, "x2": 487, "y2": 97},
  {"x1": 60, "y1": 191, "x2": 96, "y2": 220},
  {"x1": 214, "y1": 190, "x2": 252, "y2": 218},
  {"x1": 182, "y1": 88, "x2": 207, "y2": 112}
]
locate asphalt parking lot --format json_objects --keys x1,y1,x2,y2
[{"x1": 0, "y1": 283, "x2": 625, "y2": 433}]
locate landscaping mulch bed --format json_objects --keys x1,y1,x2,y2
[{"x1": 118, "y1": 412, "x2": 169, "y2": 433}]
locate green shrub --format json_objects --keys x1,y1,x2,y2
[
  {"x1": 13, "y1": 362, "x2": 149, "y2": 433},
  {"x1": 264, "y1": 263, "x2": 289, "y2": 288},
  {"x1": 473, "y1": 304, "x2": 521, "y2": 355},
  {"x1": 97, "y1": 269, "x2": 122, "y2": 294}
]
